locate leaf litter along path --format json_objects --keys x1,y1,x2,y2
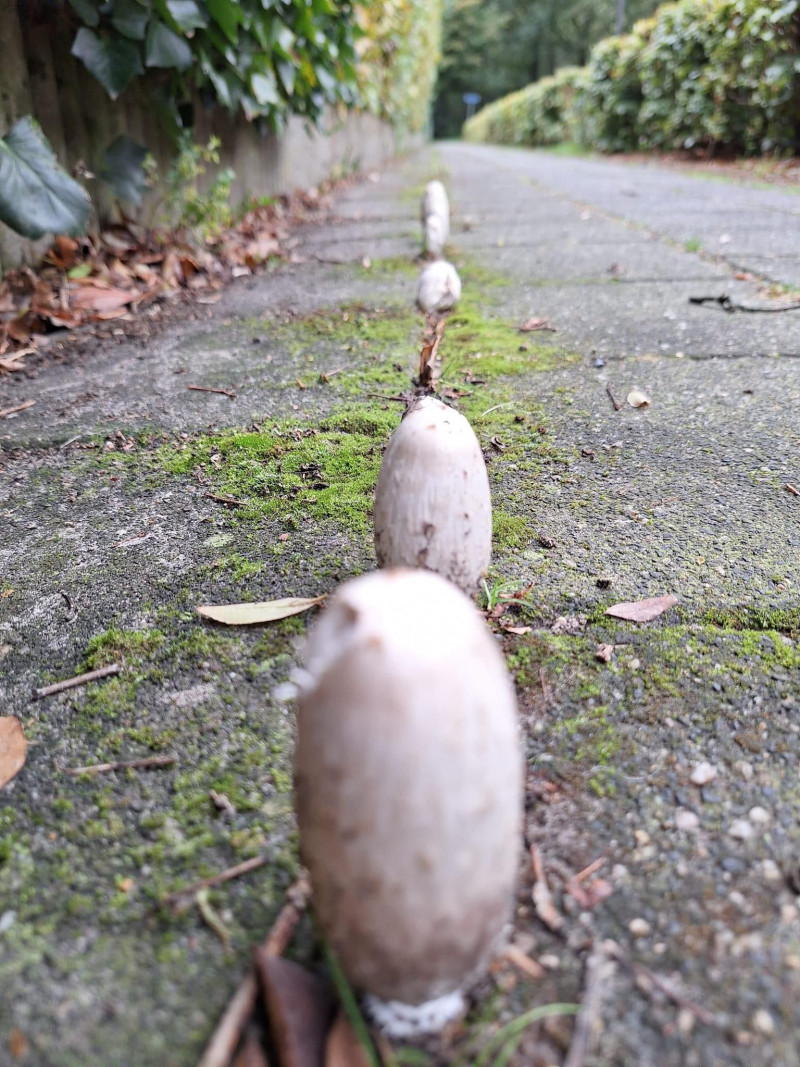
[{"x1": 1, "y1": 144, "x2": 800, "y2": 1067}]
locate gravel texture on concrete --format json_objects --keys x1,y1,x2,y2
[{"x1": 1, "y1": 143, "x2": 799, "y2": 1067}]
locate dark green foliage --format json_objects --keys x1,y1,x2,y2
[
  {"x1": 464, "y1": 0, "x2": 800, "y2": 156},
  {"x1": 434, "y1": 0, "x2": 662, "y2": 137},
  {"x1": 65, "y1": 0, "x2": 362, "y2": 131},
  {"x1": 0, "y1": 118, "x2": 92, "y2": 238}
]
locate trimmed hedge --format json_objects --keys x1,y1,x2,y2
[{"x1": 463, "y1": 0, "x2": 800, "y2": 155}]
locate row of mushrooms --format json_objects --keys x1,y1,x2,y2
[{"x1": 293, "y1": 182, "x2": 523, "y2": 1037}]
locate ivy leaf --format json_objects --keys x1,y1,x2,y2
[
  {"x1": 101, "y1": 135, "x2": 149, "y2": 205},
  {"x1": 165, "y1": 0, "x2": 208, "y2": 32},
  {"x1": 111, "y1": 0, "x2": 151, "y2": 40},
  {"x1": 68, "y1": 0, "x2": 100, "y2": 26},
  {"x1": 0, "y1": 118, "x2": 91, "y2": 239},
  {"x1": 206, "y1": 0, "x2": 243, "y2": 45},
  {"x1": 71, "y1": 26, "x2": 144, "y2": 98},
  {"x1": 251, "y1": 71, "x2": 280, "y2": 106},
  {"x1": 145, "y1": 19, "x2": 193, "y2": 68}
]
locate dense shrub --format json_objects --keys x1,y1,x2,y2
[{"x1": 463, "y1": 0, "x2": 800, "y2": 155}]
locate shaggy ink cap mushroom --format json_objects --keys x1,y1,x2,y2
[
  {"x1": 373, "y1": 396, "x2": 491, "y2": 593},
  {"x1": 416, "y1": 259, "x2": 461, "y2": 314},
  {"x1": 295, "y1": 568, "x2": 523, "y2": 1036}
]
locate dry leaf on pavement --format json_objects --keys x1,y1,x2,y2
[
  {"x1": 196, "y1": 596, "x2": 326, "y2": 626},
  {"x1": 518, "y1": 316, "x2": 555, "y2": 332},
  {"x1": 256, "y1": 952, "x2": 334, "y2": 1067},
  {"x1": 626, "y1": 388, "x2": 651, "y2": 408},
  {"x1": 605, "y1": 594, "x2": 678, "y2": 623},
  {"x1": 0, "y1": 716, "x2": 27, "y2": 789},
  {"x1": 325, "y1": 1010, "x2": 373, "y2": 1067}
]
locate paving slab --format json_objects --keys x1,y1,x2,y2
[{"x1": 1, "y1": 142, "x2": 800, "y2": 1067}]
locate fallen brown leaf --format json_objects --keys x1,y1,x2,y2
[
  {"x1": 595, "y1": 643, "x2": 614, "y2": 663},
  {"x1": 9, "y1": 1029, "x2": 30, "y2": 1058},
  {"x1": 605, "y1": 594, "x2": 678, "y2": 623},
  {"x1": 503, "y1": 625, "x2": 532, "y2": 635},
  {"x1": 518, "y1": 316, "x2": 555, "y2": 332},
  {"x1": 325, "y1": 1010, "x2": 373, "y2": 1067},
  {"x1": 257, "y1": 953, "x2": 334, "y2": 1067},
  {"x1": 233, "y1": 1034, "x2": 271, "y2": 1067},
  {"x1": 70, "y1": 284, "x2": 135, "y2": 313},
  {"x1": 196, "y1": 596, "x2": 325, "y2": 626},
  {"x1": 0, "y1": 716, "x2": 27, "y2": 789}
]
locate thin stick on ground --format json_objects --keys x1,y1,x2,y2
[
  {"x1": 196, "y1": 874, "x2": 311, "y2": 1067},
  {"x1": 59, "y1": 755, "x2": 177, "y2": 777},
  {"x1": 0, "y1": 399, "x2": 36, "y2": 418},
  {"x1": 205, "y1": 492, "x2": 246, "y2": 507},
  {"x1": 605, "y1": 942, "x2": 717, "y2": 1027},
  {"x1": 33, "y1": 663, "x2": 120, "y2": 700},
  {"x1": 606, "y1": 383, "x2": 622, "y2": 411},
  {"x1": 563, "y1": 943, "x2": 612, "y2": 1067},
  {"x1": 163, "y1": 854, "x2": 269, "y2": 907},
  {"x1": 188, "y1": 384, "x2": 237, "y2": 399}
]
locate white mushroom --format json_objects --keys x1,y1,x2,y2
[
  {"x1": 373, "y1": 396, "x2": 491, "y2": 593},
  {"x1": 421, "y1": 179, "x2": 450, "y2": 257},
  {"x1": 295, "y1": 568, "x2": 522, "y2": 1034},
  {"x1": 416, "y1": 259, "x2": 461, "y2": 314}
]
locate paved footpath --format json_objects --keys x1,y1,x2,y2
[{"x1": 1, "y1": 143, "x2": 799, "y2": 1067}]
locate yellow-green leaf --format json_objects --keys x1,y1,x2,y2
[{"x1": 196, "y1": 596, "x2": 325, "y2": 626}]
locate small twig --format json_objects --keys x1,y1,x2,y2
[
  {"x1": 205, "y1": 491, "x2": 246, "y2": 507},
  {"x1": 163, "y1": 854, "x2": 269, "y2": 907},
  {"x1": 505, "y1": 944, "x2": 545, "y2": 981},
  {"x1": 785, "y1": 483, "x2": 799, "y2": 497},
  {"x1": 58, "y1": 589, "x2": 76, "y2": 621},
  {"x1": 606, "y1": 383, "x2": 622, "y2": 411},
  {"x1": 0, "y1": 399, "x2": 35, "y2": 418},
  {"x1": 319, "y1": 366, "x2": 346, "y2": 383},
  {"x1": 605, "y1": 942, "x2": 717, "y2": 1027},
  {"x1": 196, "y1": 874, "x2": 311, "y2": 1067},
  {"x1": 689, "y1": 294, "x2": 800, "y2": 314},
  {"x1": 366, "y1": 392, "x2": 407, "y2": 403},
  {"x1": 296, "y1": 378, "x2": 306, "y2": 389},
  {"x1": 188, "y1": 384, "x2": 236, "y2": 399},
  {"x1": 197, "y1": 888, "x2": 232, "y2": 953},
  {"x1": 563, "y1": 944, "x2": 613, "y2": 1067},
  {"x1": 60, "y1": 755, "x2": 177, "y2": 777},
  {"x1": 59, "y1": 434, "x2": 83, "y2": 451},
  {"x1": 531, "y1": 844, "x2": 563, "y2": 932},
  {"x1": 482, "y1": 401, "x2": 514, "y2": 417},
  {"x1": 33, "y1": 663, "x2": 120, "y2": 700}
]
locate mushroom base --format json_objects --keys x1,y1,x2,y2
[{"x1": 363, "y1": 989, "x2": 466, "y2": 1039}]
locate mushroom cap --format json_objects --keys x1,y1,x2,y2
[
  {"x1": 424, "y1": 213, "x2": 448, "y2": 257},
  {"x1": 295, "y1": 568, "x2": 522, "y2": 1005},
  {"x1": 416, "y1": 260, "x2": 461, "y2": 314},
  {"x1": 421, "y1": 180, "x2": 450, "y2": 229},
  {"x1": 374, "y1": 396, "x2": 491, "y2": 593}
]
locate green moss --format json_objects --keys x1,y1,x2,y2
[
  {"x1": 492, "y1": 510, "x2": 530, "y2": 551},
  {"x1": 83, "y1": 627, "x2": 165, "y2": 670},
  {"x1": 159, "y1": 403, "x2": 398, "y2": 534},
  {"x1": 701, "y1": 605, "x2": 800, "y2": 634}
]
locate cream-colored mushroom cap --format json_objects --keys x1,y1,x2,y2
[
  {"x1": 421, "y1": 180, "x2": 450, "y2": 257},
  {"x1": 295, "y1": 568, "x2": 522, "y2": 1007},
  {"x1": 374, "y1": 396, "x2": 491, "y2": 592},
  {"x1": 416, "y1": 259, "x2": 461, "y2": 313}
]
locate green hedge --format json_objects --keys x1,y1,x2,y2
[{"x1": 463, "y1": 0, "x2": 800, "y2": 155}]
